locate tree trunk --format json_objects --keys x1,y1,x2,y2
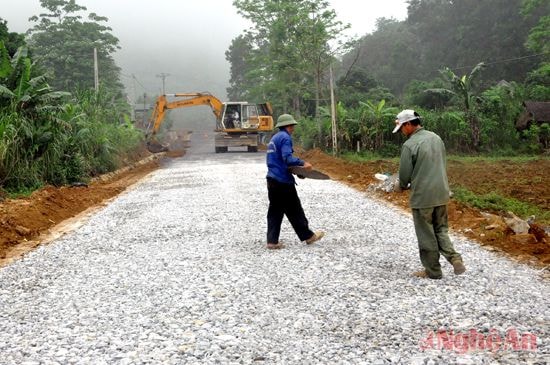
[
  {"x1": 468, "y1": 112, "x2": 480, "y2": 151},
  {"x1": 316, "y1": 65, "x2": 322, "y2": 147},
  {"x1": 293, "y1": 96, "x2": 300, "y2": 118}
]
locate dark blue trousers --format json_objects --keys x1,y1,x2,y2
[{"x1": 266, "y1": 177, "x2": 313, "y2": 243}]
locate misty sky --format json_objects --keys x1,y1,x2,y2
[{"x1": 1, "y1": 0, "x2": 408, "y2": 101}]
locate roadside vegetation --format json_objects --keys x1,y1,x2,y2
[
  {"x1": 0, "y1": 0, "x2": 143, "y2": 195},
  {"x1": 228, "y1": 0, "x2": 549, "y2": 156},
  {"x1": 452, "y1": 187, "x2": 550, "y2": 223},
  {"x1": 227, "y1": 0, "x2": 549, "y2": 220},
  {"x1": 335, "y1": 152, "x2": 550, "y2": 223}
]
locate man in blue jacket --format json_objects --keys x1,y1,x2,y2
[{"x1": 265, "y1": 114, "x2": 325, "y2": 249}]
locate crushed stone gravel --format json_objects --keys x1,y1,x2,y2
[{"x1": 0, "y1": 145, "x2": 548, "y2": 364}]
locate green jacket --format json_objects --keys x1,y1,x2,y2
[{"x1": 398, "y1": 128, "x2": 450, "y2": 209}]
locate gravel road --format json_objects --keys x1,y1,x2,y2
[{"x1": 0, "y1": 136, "x2": 548, "y2": 364}]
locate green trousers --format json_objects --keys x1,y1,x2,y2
[{"x1": 412, "y1": 205, "x2": 462, "y2": 279}]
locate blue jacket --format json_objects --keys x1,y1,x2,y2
[{"x1": 266, "y1": 129, "x2": 304, "y2": 184}]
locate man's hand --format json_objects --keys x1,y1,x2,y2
[{"x1": 303, "y1": 162, "x2": 313, "y2": 170}]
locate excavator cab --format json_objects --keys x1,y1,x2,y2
[{"x1": 220, "y1": 102, "x2": 273, "y2": 131}]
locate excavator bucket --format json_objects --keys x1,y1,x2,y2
[{"x1": 146, "y1": 137, "x2": 169, "y2": 153}]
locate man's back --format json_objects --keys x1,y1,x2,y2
[
  {"x1": 266, "y1": 130, "x2": 301, "y2": 184},
  {"x1": 400, "y1": 128, "x2": 450, "y2": 208}
]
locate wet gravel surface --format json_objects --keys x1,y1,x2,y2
[{"x1": 0, "y1": 140, "x2": 548, "y2": 364}]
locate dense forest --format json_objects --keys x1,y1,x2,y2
[{"x1": 226, "y1": 0, "x2": 550, "y2": 155}]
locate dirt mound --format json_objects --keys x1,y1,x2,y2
[{"x1": 0, "y1": 154, "x2": 166, "y2": 266}]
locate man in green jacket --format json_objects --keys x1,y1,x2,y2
[{"x1": 393, "y1": 110, "x2": 466, "y2": 279}]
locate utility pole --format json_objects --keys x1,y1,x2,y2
[
  {"x1": 128, "y1": 95, "x2": 135, "y2": 122},
  {"x1": 156, "y1": 73, "x2": 170, "y2": 95},
  {"x1": 143, "y1": 93, "x2": 147, "y2": 129},
  {"x1": 131, "y1": 74, "x2": 137, "y2": 106},
  {"x1": 329, "y1": 65, "x2": 338, "y2": 156},
  {"x1": 130, "y1": 74, "x2": 137, "y2": 122},
  {"x1": 93, "y1": 48, "x2": 99, "y2": 92}
]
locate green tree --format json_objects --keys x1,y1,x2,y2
[
  {"x1": 231, "y1": 0, "x2": 349, "y2": 117},
  {"x1": 407, "y1": 0, "x2": 540, "y2": 84},
  {"x1": 521, "y1": 0, "x2": 550, "y2": 103},
  {"x1": 341, "y1": 17, "x2": 420, "y2": 93},
  {"x1": 0, "y1": 19, "x2": 26, "y2": 57},
  {"x1": 0, "y1": 43, "x2": 71, "y2": 188},
  {"x1": 479, "y1": 82, "x2": 524, "y2": 151},
  {"x1": 27, "y1": 0, "x2": 122, "y2": 93},
  {"x1": 525, "y1": 62, "x2": 550, "y2": 100},
  {"x1": 342, "y1": 0, "x2": 542, "y2": 94},
  {"x1": 0, "y1": 45, "x2": 69, "y2": 113},
  {"x1": 333, "y1": 101, "x2": 359, "y2": 151},
  {"x1": 404, "y1": 79, "x2": 452, "y2": 109},
  {"x1": 521, "y1": 0, "x2": 550, "y2": 56},
  {"x1": 336, "y1": 68, "x2": 378, "y2": 107},
  {"x1": 225, "y1": 34, "x2": 254, "y2": 100}
]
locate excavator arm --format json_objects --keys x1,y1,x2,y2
[{"x1": 148, "y1": 92, "x2": 224, "y2": 136}]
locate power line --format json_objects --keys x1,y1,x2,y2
[
  {"x1": 451, "y1": 52, "x2": 549, "y2": 71},
  {"x1": 156, "y1": 73, "x2": 170, "y2": 94},
  {"x1": 349, "y1": 51, "x2": 548, "y2": 81},
  {"x1": 132, "y1": 74, "x2": 147, "y2": 91},
  {"x1": 120, "y1": 72, "x2": 148, "y2": 92}
]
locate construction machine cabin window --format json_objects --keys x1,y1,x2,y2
[
  {"x1": 243, "y1": 104, "x2": 260, "y2": 129},
  {"x1": 223, "y1": 104, "x2": 241, "y2": 129}
]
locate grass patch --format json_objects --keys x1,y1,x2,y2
[
  {"x1": 6, "y1": 185, "x2": 42, "y2": 199},
  {"x1": 452, "y1": 186, "x2": 550, "y2": 222},
  {"x1": 340, "y1": 152, "x2": 399, "y2": 163},
  {"x1": 447, "y1": 155, "x2": 549, "y2": 163},
  {"x1": 340, "y1": 153, "x2": 548, "y2": 164}
]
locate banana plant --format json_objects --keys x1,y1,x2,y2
[
  {"x1": 335, "y1": 101, "x2": 358, "y2": 150},
  {"x1": 0, "y1": 45, "x2": 70, "y2": 113},
  {"x1": 426, "y1": 62, "x2": 485, "y2": 150},
  {"x1": 358, "y1": 99, "x2": 398, "y2": 151}
]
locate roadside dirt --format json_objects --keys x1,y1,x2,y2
[
  {"x1": 0, "y1": 147, "x2": 185, "y2": 267},
  {"x1": 299, "y1": 149, "x2": 550, "y2": 268},
  {"x1": 1, "y1": 146, "x2": 548, "y2": 269}
]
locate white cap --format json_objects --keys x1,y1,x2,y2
[{"x1": 393, "y1": 109, "x2": 419, "y2": 133}]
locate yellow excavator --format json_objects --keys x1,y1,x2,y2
[{"x1": 146, "y1": 92, "x2": 273, "y2": 153}]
